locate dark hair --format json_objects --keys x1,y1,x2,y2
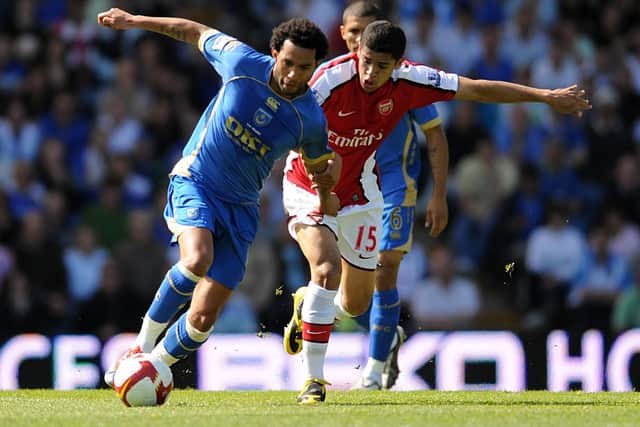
[
  {"x1": 270, "y1": 18, "x2": 328, "y2": 61},
  {"x1": 360, "y1": 20, "x2": 406, "y2": 60},
  {"x1": 343, "y1": 1, "x2": 383, "y2": 22}
]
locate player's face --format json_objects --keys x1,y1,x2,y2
[
  {"x1": 271, "y1": 40, "x2": 317, "y2": 99},
  {"x1": 357, "y1": 45, "x2": 402, "y2": 93},
  {"x1": 340, "y1": 15, "x2": 376, "y2": 53}
]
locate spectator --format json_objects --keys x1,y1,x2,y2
[
  {"x1": 611, "y1": 260, "x2": 640, "y2": 333},
  {"x1": 430, "y1": 3, "x2": 482, "y2": 75},
  {"x1": 73, "y1": 257, "x2": 143, "y2": 339},
  {"x1": 451, "y1": 138, "x2": 519, "y2": 271},
  {"x1": 494, "y1": 104, "x2": 549, "y2": 167},
  {"x1": 568, "y1": 226, "x2": 632, "y2": 332},
  {"x1": 13, "y1": 210, "x2": 68, "y2": 334},
  {"x1": 524, "y1": 201, "x2": 586, "y2": 328},
  {"x1": 444, "y1": 101, "x2": 489, "y2": 169},
  {"x1": 530, "y1": 27, "x2": 582, "y2": 90},
  {"x1": 603, "y1": 206, "x2": 640, "y2": 264},
  {"x1": 80, "y1": 177, "x2": 128, "y2": 249},
  {"x1": 113, "y1": 208, "x2": 169, "y2": 304},
  {"x1": 409, "y1": 244, "x2": 481, "y2": 330},
  {"x1": 38, "y1": 91, "x2": 90, "y2": 181},
  {"x1": 491, "y1": 162, "x2": 545, "y2": 272},
  {"x1": 0, "y1": 97, "x2": 41, "y2": 189},
  {"x1": 63, "y1": 224, "x2": 109, "y2": 307},
  {"x1": 469, "y1": 24, "x2": 514, "y2": 133},
  {"x1": 501, "y1": 0, "x2": 549, "y2": 72},
  {"x1": 6, "y1": 160, "x2": 46, "y2": 220}
]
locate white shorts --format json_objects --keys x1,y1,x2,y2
[{"x1": 283, "y1": 178, "x2": 383, "y2": 271}]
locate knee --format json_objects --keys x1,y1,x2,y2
[
  {"x1": 311, "y1": 259, "x2": 341, "y2": 287},
  {"x1": 187, "y1": 308, "x2": 217, "y2": 332},
  {"x1": 343, "y1": 298, "x2": 370, "y2": 317},
  {"x1": 181, "y1": 248, "x2": 213, "y2": 277}
]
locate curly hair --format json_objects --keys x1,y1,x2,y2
[{"x1": 270, "y1": 18, "x2": 328, "y2": 61}]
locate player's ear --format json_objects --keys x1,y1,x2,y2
[
  {"x1": 271, "y1": 48, "x2": 278, "y2": 59},
  {"x1": 339, "y1": 24, "x2": 347, "y2": 41},
  {"x1": 394, "y1": 57, "x2": 405, "y2": 69}
]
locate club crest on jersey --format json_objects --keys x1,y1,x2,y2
[
  {"x1": 186, "y1": 208, "x2": 199, "y2": 219},
  {"x1": 265, "y1": 97, "x2": 280, "y2": 112},
  {"x1": 212, "y1": 35, "x2": 241, "y2": 52},
  {"x1": 378, "y1": 99, "x2": 394, "y2": 116},
  {"x1": 253, "y1": 108, "x2": 272, "y2": 127},
  {"x1": 428, "y1": 71, "x2": 442, "y2": 87}
]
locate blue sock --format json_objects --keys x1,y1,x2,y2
[
  {"x1": 161, "y1": 312, "x2": 210, "y2": 361},
  {"x1": 147, "y1": 264, "x2": 199, "y2": 323},
  {"x1": 354, "y1": 303, "x2": 372, "y2": 330},
  {"x1": 369, "y1": 289, "x2": 401, "y2": 361}
]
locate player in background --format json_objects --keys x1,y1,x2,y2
[
  {"x1": 282, "y1": 20, "x2": 590, "y2": 404},
  {"x1": 339, "y1": 1, "x2": 450, "y2": 391},
  {"x1": 96, "y1": 8, "x2": 341, "y2": 388}
]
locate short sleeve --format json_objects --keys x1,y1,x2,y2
[
  {"x1": 409, "y1": 104, "x2": 442, "y2": 131},
  {"x1": 299, "y1": 121, "x2": 333, "y2": 165},
  {"x1": 395, "y1": 62, "x2": 458, "y2": 110},
  {"x1": 197, "y1": 30, "x2": 265, "y2": 81}
]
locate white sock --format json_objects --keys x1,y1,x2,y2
[
  {"x1": 135, "y1": 314, "x2": 168, "y2": 353},
  {"x1": 390, "y1": 331, "x2": 398, "y2": 349},
  {"x1": 302, "y1": 283, "x2": 336, "y2": 380},
  {"x1": 362, "y1": 357, "x2": 385, "y2": 383},
  {"x1": 151, "y1": 342, "x2": 180, "y2": 367}
]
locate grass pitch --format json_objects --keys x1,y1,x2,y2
[{"x1": 1, "y1": 389, "x2": 638, "y2": 427}]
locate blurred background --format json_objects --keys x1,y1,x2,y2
[{"x1": 0, "y1": 0, "x2": 639, "y2": 350}]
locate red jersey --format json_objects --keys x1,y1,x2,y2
[{"x1": 286, "y1": 52, "x2": 458, "y2": 207}]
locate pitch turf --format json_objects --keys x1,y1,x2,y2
[{"x1": 1, "y1": 390, "x2": 638, "y2": 427}]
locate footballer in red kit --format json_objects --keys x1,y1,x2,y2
[
  {"x1": 286, "y1": 53, "x2": 457, "y2": 208},
  {"x1": 282, "y1": 19, "x2": 590, "y2": 405}
]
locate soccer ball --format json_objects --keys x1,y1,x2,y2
[{"x1": 113, "y1": 353, "x2": 174, "y2": 407}]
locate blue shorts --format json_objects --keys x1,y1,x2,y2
[
  {"x1": 163, "y1": 175, "x2": 258, "y2": 290},
  {"x1": 380, "y1": 204, "x2": 415, "y2": 252}
]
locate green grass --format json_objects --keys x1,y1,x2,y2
[{"x1": 1, "y1": 390, "x2": 639, "y2": 427}]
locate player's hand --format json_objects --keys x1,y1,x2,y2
[
  {"x1": 309, "y1": 158, "x2": 339, "y2": 192},
  {"x1": 97, "y1": 8, "x2": 136, "y2": 30},
  {"x1": 318, "y1": 192, "x2": 340, "y2": 217},
  {"x1": 547, "y1": 85, "x2": 592, "y2": 118},
  {"x1": 425, "y1": 195, "x2": 448, "y2": 237}
]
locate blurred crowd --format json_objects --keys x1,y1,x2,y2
[{"x1": 0, "y1": 0, "x2": 639, "y2": 343}]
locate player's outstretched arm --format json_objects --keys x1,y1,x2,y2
[
  {"x1": 423, "y1": 125, "x2": 449, "y2": 237},
  {"x1": 97, "y1": 8, "x2": 213, "y2": 46},
  {"x1": 455, "y1": 76, "x2": 592, "y2": 117}
]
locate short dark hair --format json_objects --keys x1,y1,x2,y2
[
  {"x1": 360, "y1": 20, "x2": 406, "y2": 60},
  {"x1": 270, "y1": 18, "x2": 328, "y2": 61},
  {"x1": 343, "y1": 1, "x2": 383, "y2": 22}
]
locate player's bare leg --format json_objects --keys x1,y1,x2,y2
[
  {"x1": 285, "y1": 223, "x2": 341, "y2": 404},
  {"x1": 335, "y1": 261, "x2": 376, "y2": 318}
]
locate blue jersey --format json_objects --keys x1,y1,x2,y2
[
  {"x1": 375, "y1": 106, "x2": 441, "y2": 206},
  {"x1": 170, "y1": 30, "x2": 333, "y2": 205}
]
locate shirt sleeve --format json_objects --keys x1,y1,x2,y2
[
  {"x1": 395, "y1": 62, "x2": 458, "y2": 109},
  {"x1": 299, "y1": 120, "x2": 334, "y2": 165},
  {"x1": 197, "y1": 30, "x2": 265, "y2": 81},
  {"x1": 409, "y1": 104, "x2": 442, "y2": 132}
]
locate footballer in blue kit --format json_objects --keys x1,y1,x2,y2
[
  {"x1": 166, "y1": 29, "x2": 331, "y2": 288},
  {"x1": 376, "y1": 109, "x2": 443, "y2": 252},
  {"x1": 97, "y1": 8, "x2": 339, "y2": 386}
]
